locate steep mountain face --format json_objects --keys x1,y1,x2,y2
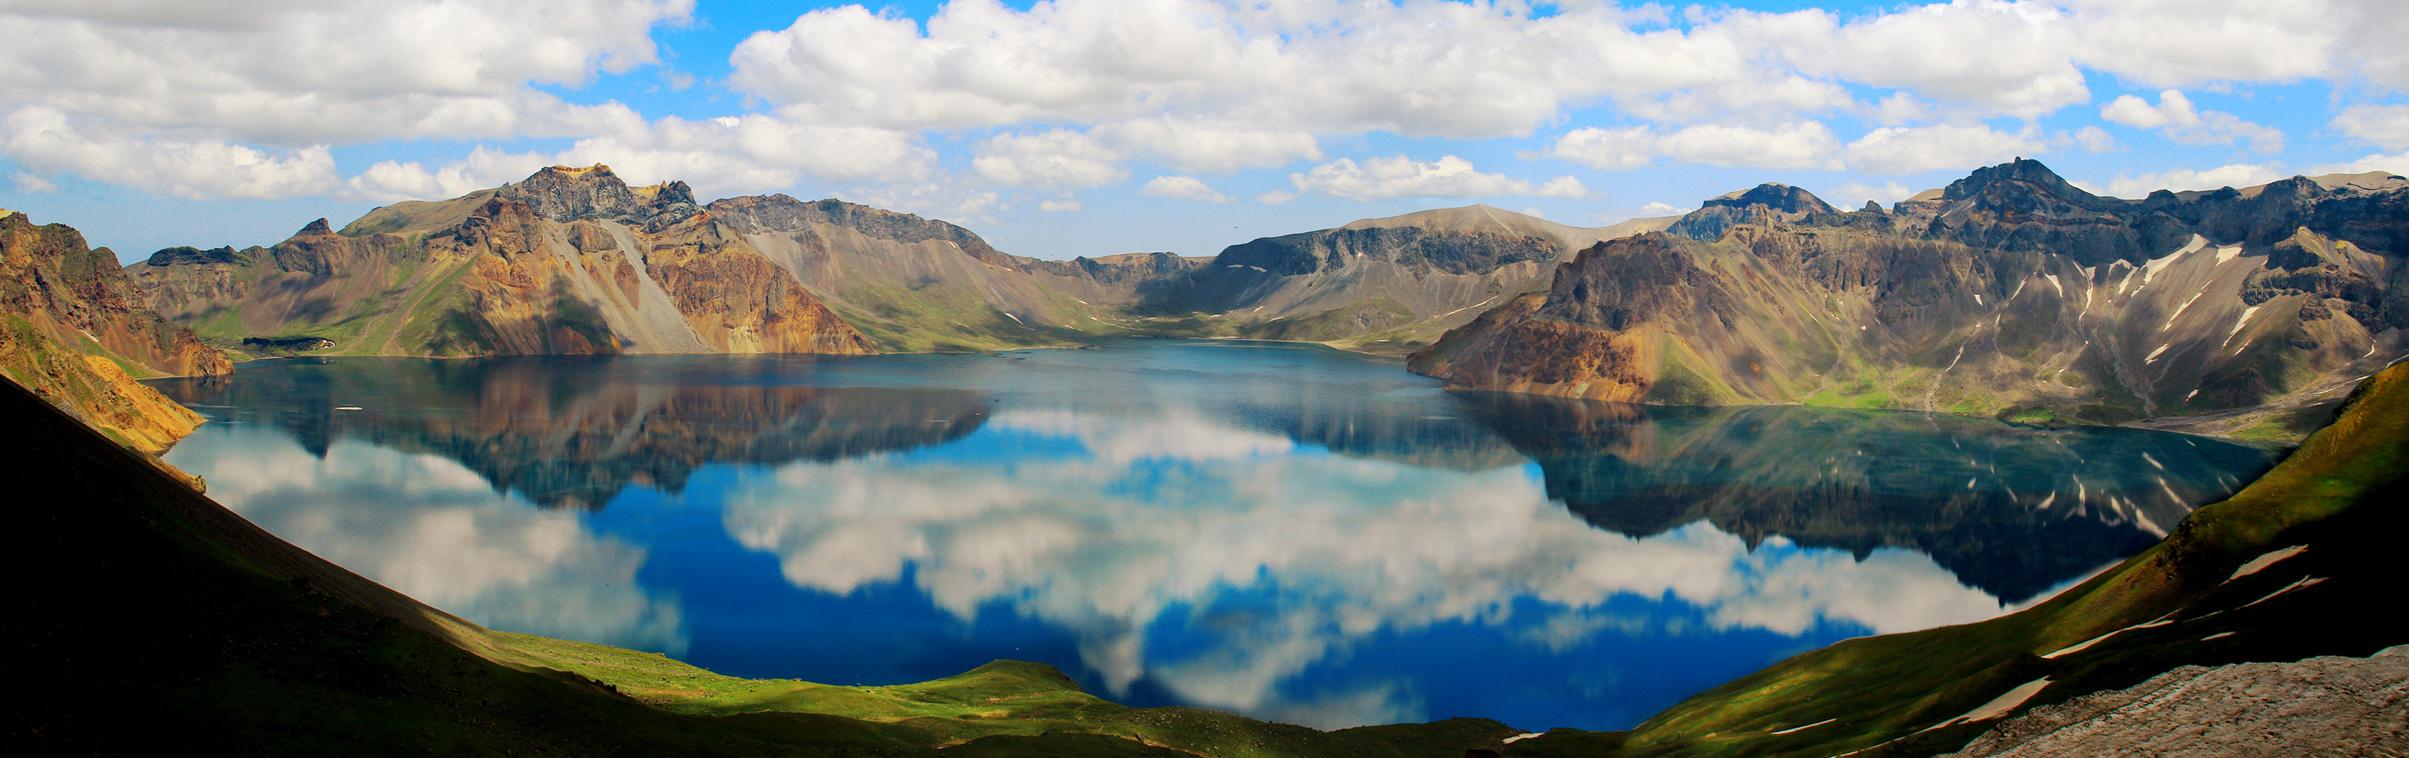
[
  {"x1": 704, "y1": 194, "x2": 1201, "y2": 351},
  {"x1": 131, "y1": 165, "x2": 875, "y2": 358},
  {"x1": 133, "y1": 167, "x2": 1200, "y2": 356},
  {"x1": 1413, "y1": 160, "x2": 2409, "y2": 430},
  {"x1": 1145, "y1": 205, "x2": 1673, "y2": 353},
  {"x1": 1, "y1": 211, "x2": 228, "y2": 452}
]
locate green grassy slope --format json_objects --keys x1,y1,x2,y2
[
  {"x1": 1509, "y1": 360, "x2": 2409, "y2": 756},
  {"x1": 0, "y1": 375, "x2": 1515, "y2": 755}
]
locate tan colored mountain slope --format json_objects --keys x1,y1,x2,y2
[
  {"x1": 130, "y1": 166, "x2": 876, "y2": 358},
  {"x1": 1414, "y1": 160, "x2": 2409, "y2": 434},
  {"x1": 1, "y1": 211, "x2": 227, "y2": 452},
  {"x1": 1153, "y1": 204, "x2": 1674, "y2": 353}
]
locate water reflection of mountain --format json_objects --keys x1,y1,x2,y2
[
  {"x1": 1451, "y1": 393, "x2": 2281, "y2": 602},
  {"x1": 153, "y1": 358, "x2": 990, "y2": 508}
]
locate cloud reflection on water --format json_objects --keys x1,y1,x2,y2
[
  {"x1": 168, "y1": 425, "x2": 688, "y2": 653},
  {"x1": 719, "y1": 407, "x2": 2006, "y2": 726}
]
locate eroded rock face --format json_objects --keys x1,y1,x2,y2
[
  {"x1": 132, "y1": 165, "x2": 875, "y2": 359},
  {"x1": 1953, "y1": 646, "x2": 2409, "y2": 757},
  {"x1": 0, "y1": 212, "x2": 226, "y2": 452},
  {"x1": 1413, "y1": 159, "x2": 2409, "y2": 430}
]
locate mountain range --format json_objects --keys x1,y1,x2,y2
[
  {"x1": 1412, "y1": 159, "x2": 2409, "y2": 436},
  {"x1": 4, "y1": 158, "x2": 2403, "y2": 451}
]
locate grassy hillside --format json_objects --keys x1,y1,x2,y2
[
  {"x1": 1503, "y1": 360, "x2": 2409, "y2": 755},
  {"x1": 0, "y1": 374, "x2": 1521, "y2": 755}
]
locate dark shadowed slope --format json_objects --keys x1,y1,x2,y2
[
  {"x1": 0, "y1": 373, "x2": 1531, "y2": 756},
  {"x1": 1502, "y1": 359, "x2": 2409, "y2": 756}
]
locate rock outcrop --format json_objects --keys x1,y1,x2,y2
[
  {"x1": 135, "y1": 166, "x2": 1203, "y2": 356},
  {"x1": 132, "y1": 165, "x2": 875, "y2": 358},
  {"x1": 0, "y1": 211, "x2": 227, "y2": 453},
  {"x1": 1413, "y1": 160, "x2": 2409, "y2": 432},
  {"x1": 1143, "y1": 204, "x2": 1676, "y2": 352}
]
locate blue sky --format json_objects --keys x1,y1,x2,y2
[{"x1": 2, "y1": 0, "x2": 2406, "y2": 262}]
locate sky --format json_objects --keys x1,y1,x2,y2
[{"x1": 2, "y1": 0, "x2": 2407, "y2": 263}]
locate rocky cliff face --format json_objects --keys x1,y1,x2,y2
[
  {"x1": 1413, "y1": 160, "x2": 2409, "y2": 432},
  {"x1": 131, "y1": 165, "x2": 875, "y2": 358},
  {"x1": 134, "y1": 167, "x2": 1207, "y2": 357},
  {"x1": 1145, "y1": 205, "x2": 1675, "y2": 353},
  {"x1": 0, "y1": 211, "x2": 227, "y2": 452}
]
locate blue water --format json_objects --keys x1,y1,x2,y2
[{"x1": 150, "y1": 340, "x2": 2277, "y2": 731}]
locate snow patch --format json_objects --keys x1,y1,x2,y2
[
  {"x1": 2146, "y1": 344, "x2": 2171, "y2": 363},
  {"x1": 2044, "y1": 273, "x2": 2064, "y2": 299},
  {"x1": 2227, "y1": 545, "x2": 2308, "y2": 583},
  {"x1": 1771, "y1": 719, "x2": 1836, "y2": 736}
]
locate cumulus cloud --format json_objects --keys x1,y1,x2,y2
[
  {"x1": 1844, "y1": 123, "x2": 2046, "y2": 175},
  {"x1": 1138, "y1": 175, "x2": 1232, "y2": 204},
  {"x1": 1039, "y1": 198, "x2": 1083, "y2": 212},
  {"x1": 0, "y1": 0, "x2": 691, "y2": 145},
  {"x1": 1, "y1": 107, "x2": 340, "y2": 199},
  {"x1": 972, "y1": 129, "x2": 1125, "y2": 189},
  {"x1": 1550, "y1": 122, "x2": 1841, "y2": 170},
  {"x1": 10, "y1": 171, "x2": 56, "y2": 193},
  {"x1": 351, "y1": 115, "x2": 934, "y2": 201},
  {"x1": 1254, "y1": 190, "x2": 1295, "y2": 205},
  {"x1": 2334, "y1": 104, "x2": 2409, "y2": 151},
  {"x1": 2091, "y1": 163, "x2": 2285, "y2": 198},
  {"x1": 1827, "y1": 181, "x2": 1918, "y2": 208},
  {"x1": 2099, "y1": 90, "x2": 2284, "y2": 153},
  {"x1": 1290, "y1": 155, "x2": 1584, "y2": 201}
]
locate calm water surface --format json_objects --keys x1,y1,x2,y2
[{"x1": 151, "y1": 340, "x2": 2277, "y2": 731}]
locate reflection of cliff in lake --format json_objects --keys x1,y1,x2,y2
[
  {"x1": 152, "y1": 357, "x2": 990, "y2": 508},
  {"x1": 1451, "y1": 393, "x2": 2282, "y2": 602}
]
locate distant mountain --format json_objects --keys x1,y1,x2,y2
[
  {"x1": 1141, "y1": 205, "x2": 1673, "y2": 352},
  {"x1": 129, "y1": 165, "x2": 1212, "y2": 358},
  {"x1": 1411, "y1": 159, "x2": 2409, "y2": 434},
  {"x1": 1, "y1": 210, "x2": 228, "y2": 452}
]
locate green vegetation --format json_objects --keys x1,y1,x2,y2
[
  {"x1": 1529, "y1": 362, "x2": 2409, "y2": 756},
  {"x1": 0, "y1": 372, "x2": 1518, "y2": 755}
]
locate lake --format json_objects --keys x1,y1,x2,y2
[{"x1": 150, "y1": 340, "x2": 2279, "y2": 731}]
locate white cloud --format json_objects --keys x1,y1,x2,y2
[
  {"x1": 2334, "y1": 104, "x2": 2409, "y2": 151},
  {"x1": 0, "y1": 0, "x2": 692, "y2": 145},
  {"x1": 1753, "y1": 1, "x2": 2091, "y2": 119},
  {"x1": 1039, "y1": 198, "x2": 1083, "y2": 212},
  {"x1": 972, "y1": 129, "x2": 1125, "y2": 189},
  {"x1": 1637, "y1": 201, "x2": 1683, "y2": 216},
  {"x1": 1254, "y1": 190, "x2": 1294, "y2": 205},
  {"x1": 2310, "y1": 152, "x2": 2409, "y2": 177},
  {"x1": 10, "y1": 171, "x2": 56, "y2": 193},
  {"x1": 2099, "y1": 89, "x2": 2283, "y2": 153},
  {"x1": 1, "y1": 107, "x2": 339, "y2": 199},
  {"x1": 1092, "y1": 118, "x2": 1321, "y2": 173},
  {"x1": 1828, "y1": 181, "x2": 1917, "y2": 208},
  {"x1": 2064, "y1": 0, "x2": 2340, "y2": 86},
  {"x1": 2093, "y1": 163, "x2": 2285, "y2": 198},
  {"x1": 1290, "y1": 155, "x2": 1584, "y2": 201},
  {"x1": 2071, "y1": 125, "x2": 2117, "y2": 153},
  {"x1": 1551, "y1": 122, "x2": 1841, "y2": 170},
  {"x1": 1138, "y1": 175, "x2": 1231, "y2": 204},
  {"x1": 1844, "y1": 123, "x2": 2046, "y2": 176},
  {"x1": 353, "y1": 114, "x2": 935, "y2": 202}
]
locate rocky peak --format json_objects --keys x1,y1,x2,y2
[
  {"x1": 298, "y1": 218, "x2": 334, "y2": 236},
  {"x1": 1705, "y1": 184, "x2": 1836, "y2": 215},
  {"x1": 1669, "y1": 184, "x2": 1836, "y2": 241},
  {"x1": 1939, "y1": 158, "x2": 2115, "y2": 209},
  {"x1": 494, "y1": 164, "x2": 692, "y2": 223}
]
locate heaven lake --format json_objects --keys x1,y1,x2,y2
[{"x1": 149, "y1": 340, "x2": 2278, "y2": 731}]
